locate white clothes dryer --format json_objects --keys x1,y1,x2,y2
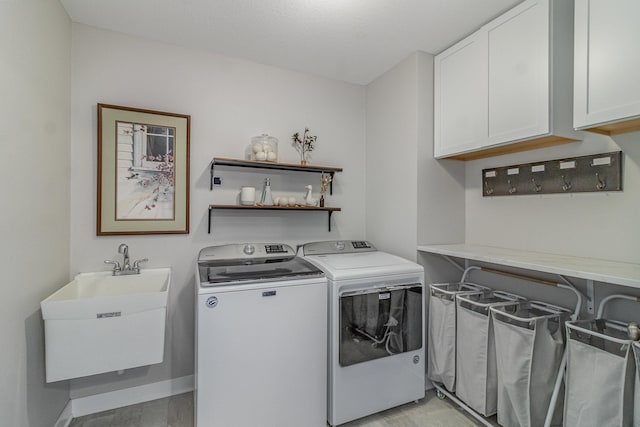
[{"x1": 300, "y1": 240, "x2": 425, "y2": 426}]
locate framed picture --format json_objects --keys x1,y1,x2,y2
[{"x1": 97, "y1": 104, "x2": 190, "y2": 235}]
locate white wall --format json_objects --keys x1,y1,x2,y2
[
  {"x1": 366, "y1": 54, "x2": 419, "y2": 260},
  {"x1": 366, "y1": 52, "x2": 465, "y2": 262},
  {"x1": 416, "y1": 54, "x2": 466, "y2": 248},
  {"x1": 0, "y1": 1, "x2": 71, "y2": 425},
  {"x1": 69, "y1": 24, "x2": 366, "y2": 398},
  {"x1": 465, "y1": 132, "x2": 640, "y2": 264}
]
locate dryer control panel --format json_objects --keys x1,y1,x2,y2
[{"x1": 301, "y1": 240, "x2": 377, "y2": 256}]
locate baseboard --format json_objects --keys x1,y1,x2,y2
[
  {"x1": 71, "y1": 375, "x2": 194, "y2": 418},
  {"x1": 54, "y1": 400, "x2": 73, "y2": 427}
]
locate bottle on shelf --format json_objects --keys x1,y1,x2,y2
[{"x1": 260, "y1": 178, "x2": 274, "y2": 206}]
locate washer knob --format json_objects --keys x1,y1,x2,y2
[
  {"x1": 243, "y1": 244, "x2": 255, "y2": 255},
  {"x1": 335, "y1": 241, "x2": 345, "y2": 250}
]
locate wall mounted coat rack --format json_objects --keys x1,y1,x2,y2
[{"x1": 482, "y1": 151, "x2": 623, "y2": 197}]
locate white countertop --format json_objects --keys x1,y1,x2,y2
[{"x1": 417, "y1": 244, "x2": 640, "y2": 289}]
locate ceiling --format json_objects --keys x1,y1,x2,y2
[{"x1": 61, "y1": 0, "x2": 522, "y2": 85}]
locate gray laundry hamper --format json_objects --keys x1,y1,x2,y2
[
  {"x1": 427, "y1": 280, "x2": 489, "y2": 392},
  {"x1": 491, "y1": 301, "x2": 573, "y2": 427},
  {"x1": 455, "y1": 290, "x2": 524, "y2": 417},
  {"x1": 564, "y1": 294, "x2": 639, "y2": 427}
]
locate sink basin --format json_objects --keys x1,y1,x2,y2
[
  {"x1": 42, "y1": 268, "x2": 171, "y2": 320},
  {"x1": 41, "y1": 268, "x2": 171, "y2": 382}
]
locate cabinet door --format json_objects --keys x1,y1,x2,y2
[
  {"x1": 434, "y1": 32, "x2": 488, "y2": 158},
  {"x1": 486, "y1": 0, "x2": 550, "y2": 145},
  {"x1": 574, "y1": 0, "x2": 640, "y2": 129}
]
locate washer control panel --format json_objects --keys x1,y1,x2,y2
[
  {"x1": 265, "y1": 244, "x2": 288, "y2": 254},
  {"x1": 198, "y1": 243, "x2": 295, "y2": 262},
  {"x1": 351, "y1": 241, "x2": 372, "y2": 249}
]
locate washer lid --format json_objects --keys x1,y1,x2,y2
[
  {"x1": 199, "y1": 256, "x2": 323, "y2": 286},
  {"x1": 305, "y1": 251, "x2": 423, "y2": 281}
]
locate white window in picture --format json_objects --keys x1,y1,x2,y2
[{"x1": 141, "y1": 125, "x2": 175, "y2": 168}]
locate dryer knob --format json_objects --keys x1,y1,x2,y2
[
  {"x1": 335, "y1": 241, "x2": 345, "y2": 250},
  {"x1": 243, "y1": 244, "x2": 255, "y2": 255}
]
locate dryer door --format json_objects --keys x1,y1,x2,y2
[{"x1": 339, "y1": 284, "x2": 422, "y2": 366}]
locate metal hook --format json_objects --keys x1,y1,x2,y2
[
  {"x1": 507, "y1": 179, "x2": 517, "y2": 194},
  {"x1": 561, "y1": 175, "x2": 572, "y2": 191},
  {"x1": 484, "y1": 180, "x2": 494, "y2": 196},
  {"x1": 595, "y1": 172, "x2": 606, "y2": 190},
  {"x1": 531, "y1": 178, "x2": 542, "y2": 193}
]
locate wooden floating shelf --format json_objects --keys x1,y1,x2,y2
[
  {"x1": 212, "y1": 157, "x2": 342, "y2": 172},
  {"x1": 210, "y1": 204, "x2": 341, "y2": 212},
  {"x1": 210, "y1": 157, "x2": 343, "y2": 193},
  {"x1": 208, "y1": 204, "x2": 341, "y2": 233}
]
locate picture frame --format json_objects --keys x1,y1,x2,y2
[{"x1": 97, "y1": 103, "x2": 190, "y2": 235}]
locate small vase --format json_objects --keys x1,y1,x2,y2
[
  {"x1": 319, "y1": 195, "x2": 325, "y2": 207},
  {"x1": 301, "y1": 160, "x2": 307, "y2": 166}
]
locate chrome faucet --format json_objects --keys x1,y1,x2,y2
[
  {"x1": 119, "y1": 243, "x2": 130, "y2": 271},
  {"x1": 104, "y1": 243, "x2": 148, "y2": 276}
]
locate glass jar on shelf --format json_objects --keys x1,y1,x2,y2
[{"x1": 249, "y1": 133, "x2": 278, "y2": 162}]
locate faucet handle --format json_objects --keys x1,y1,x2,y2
[
  {"x1": 104, "y1": 260, "x2": 121, "y2": 271},
  {"x1": 133, "y1": 258, "x2": 148, "y2": 270}
]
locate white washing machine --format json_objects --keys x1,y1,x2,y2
[
  {"x1": 300, "y1": 240, "x2": 425, "y2": 426},
  {"x1": 195, "y1": 243, "x2": 327, "y2": 427}
]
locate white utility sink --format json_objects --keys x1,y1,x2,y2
[{"x1": 41, "y1": 268, "x2": 171, "y2": 382}]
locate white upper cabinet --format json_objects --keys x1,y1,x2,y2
[
  {"x1": 574, "y1": 0, "x2": 640, "y2": 135},
  {"x1": 486, "y1": 0, "x2": 549, "y2": 144},
  {"x1": 434, "y1": 32, "x2": 487, "y2": 158},
  {"x1": 434, "y1": 0, "x2": 579, "y2": 160}
]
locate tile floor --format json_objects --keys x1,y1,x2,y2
[{"x1": 69, "y1": 390, "x2": 488, "y2": 427}]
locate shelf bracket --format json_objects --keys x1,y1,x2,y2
[
  {"x1": 328, "y1": 210, "x2": 333, "y2": 232},
  {"x1": 210, "y1": 162, "x2": 215, "y2": 191},
  {"x1": 329, "y1": 171, "x2": 335, "y2": 195},
  {"x1": 586, "y1": 279, "x2": 595, "y2": 315},
  {"x1": 442, "y1": 255, "x2": 465, "y2": 272},
  {"x1": 208, "y1": 206, "x2": 213, "y2": 234}
]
